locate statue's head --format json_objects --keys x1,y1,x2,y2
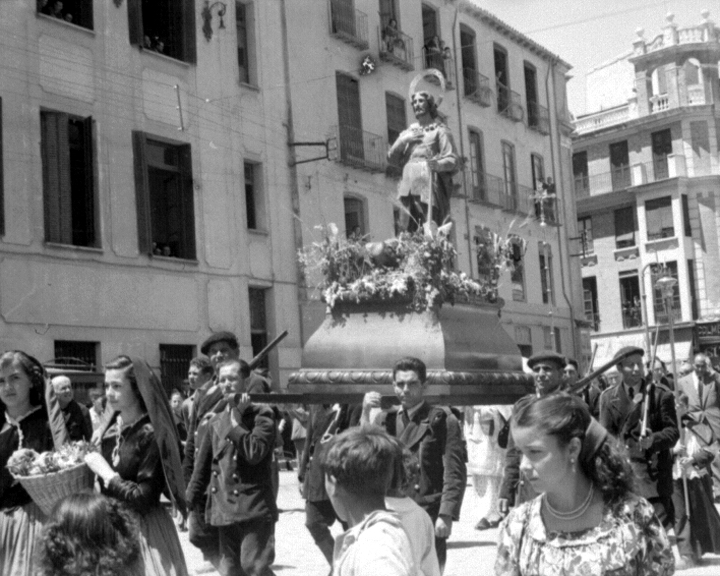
[{"x1": 411, "y1": 91, "x2": 438, "y2": 119}]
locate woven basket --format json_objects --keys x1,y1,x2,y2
[{"x1": 14, "y1": 463, "x2": 95, "y2": 516}]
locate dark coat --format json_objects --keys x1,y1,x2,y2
[
  {"x1": 186, "y1": 403, "x2": 278, "y2": 526},
  {"x1": 300, "y1": 404, "x2": 361, "y2": 502},
  {"x1": 182, "y1": 382, "x2": 223, "y2": 485},
  {"x1": 599, "y1": 379, "x2": 679, "y2": 497},
  {"x1": 376, "y1": 401, "x2": 466, "y2": 521},
  {"x1": 63, "y1": 400, "x2": 93, "y2": 441},
  {"x1": 499, "y1": 394, "x2": 537, "y2": 507}
]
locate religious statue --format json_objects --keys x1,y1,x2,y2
[{"x1": 387, "y1": 72, "x2": 459, "y2": 233}]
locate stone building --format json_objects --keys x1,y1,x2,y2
[
  {"x1": 0, "y1": 0, "x2": 302, "y2": 388},
  {"x1": 0, "y1": 0, "x2": 582, "y2": 387},
  {"x1": 286, "y1": 0, "x2": 584, "y2": 364},
  {"x1": 573, "y1": 12, "x2": 720, "y2": 371}
]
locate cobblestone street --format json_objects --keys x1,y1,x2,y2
[{"x1": 179, "y1": 469, "x2": 720, "y2": 576}]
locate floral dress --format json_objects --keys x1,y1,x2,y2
[{"x1": 495, "y1": 493, "x2": 674, "y2": 576}]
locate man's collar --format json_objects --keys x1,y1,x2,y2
[{"x1": 401, "y1": 400, "x2": 426, "y2": 420}]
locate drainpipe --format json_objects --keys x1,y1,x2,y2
[
  {"x1": 450, "y1": 6, "x2": 474, "y2": 274},
  {"x1": 546, "y1": 60, "x2": 578, "y2": 360},
  {"x1": 280, "y1": 0, "x2": 305, "y2": 346}
]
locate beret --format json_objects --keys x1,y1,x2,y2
[
  {"x1": 613, "y1": 346, "x2": 644, "y2": 362},
  {"x1": 200, "y1": 331, "x2": 239, "y2": 355},
  {"x1": 527, "y1": 352, "x2": 566, "y2": 369}
]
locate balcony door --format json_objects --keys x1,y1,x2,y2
[
  {"x1": 336, "y1": 72, "x2": 363, "y2": 163},
  {"x1": 609, "y1": 140, "x2": 630, "y2": 190},
  {"x1": 619, "y1": 274, "x2": 642, "y2": 328},
  {"x1": 461, "y1": 27, "x2": 477, "y2": 97},
  {"x1": 524, "y1": 63, "x2": 538, "y2": 126},
  {"x1": 651, "y1": 129, "x2": 672, "y2": 180},
  {"x1": 331, "y1": 0, "x2": 356, "y2": 36}
]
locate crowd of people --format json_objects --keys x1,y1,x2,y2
[{"x1": 2, "y1": 336, "x2": 720, "y2": 575}]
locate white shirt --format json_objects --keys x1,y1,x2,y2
[{"x1": 386, "y1": 497, "x2": 440, "y2": 576}]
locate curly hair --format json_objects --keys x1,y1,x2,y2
[
  {"x1": 512, "y1": 393, "x2": 635, "y2": 511},
  {"x1": 104, "y1": 355, "x2": 147, "y2": 413},
  {"x1": 0, "y1": 350, "x2": 46, "y2": 407},
  {"x1": 38, "y1": 492, "x2": 141, "y2": 576}
]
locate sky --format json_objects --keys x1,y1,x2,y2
[{"x1": 476, "y1": 0, "x2": 713, "y2": 116}]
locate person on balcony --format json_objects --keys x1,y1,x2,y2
[
  {"x1": 387, "y1": 91, "x2": 458, "y2": 233},
  {"x1": 382, "y1": 19, "x2": 404, "y2": 54}
]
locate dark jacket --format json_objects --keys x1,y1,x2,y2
[
  {"x1": 499, "y1": 394, "x2": 536, "y2": 506},
  {"x1": 599, "y1": 379, "x2": 679, "y2": 497},
  {"x1": 63, "y1": 400, "x2": 93, "y2": 441},
  {"x1": 182, "y1": 381, "x2": 223, "y2": 485},
  {"x1": 300, "y1": 404, "x2": 361, "y2": 502},
  {"x1": 376, "y1": 401, "x2": 466, "y2": 521},
  {"x1": 186, "y1": 402, "x2": 278, "y2": 526}
]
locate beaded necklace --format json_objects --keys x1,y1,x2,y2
[
  {"x1": 543, "y1": 483, "x2": 595, "y2": 521},
  {"x1": 111, "y1": 412, "x2": 147, "y2": 467}
]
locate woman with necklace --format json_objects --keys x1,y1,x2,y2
[
  {"x1": 495, "y1": 393, "x2": 674, "y2": 576},
  {"x1": 84, "y1": 355, "x2": 188, "y2": 576},
  {"x1": 0, "y1": 350, "x2": 61, "y2": 574}
]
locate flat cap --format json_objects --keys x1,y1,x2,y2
[
  {"x1": 527, "y1": 352, "x2": 566, "y2": 370},
  {"x1": 200, "y1": 331, "x2": 239, "y2": 355},
  {"x1": 613, "y1": 346, "x2": 644, "y2": 363}
]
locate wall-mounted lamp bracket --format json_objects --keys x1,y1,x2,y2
[
  {"x1": 202, "y1": 1, "x2": 227, "y2": 42},
  {"x1": 289, "y1": 138, "x2": 336, "y2": 167}
]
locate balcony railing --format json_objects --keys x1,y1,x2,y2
[
  {"x1": 423, "y1": 49, "x2": 454, "y2": 88},
  {"x1": 575, "y1": 155, "x2": 687, "y2": 197},
  {"x1": 574, "y1": 104, "x2": 631, "y2": 135},
  {"x1": 334, "y1": 125, "x2": 385, "y2": 172},
  {"x1": 496, "y1": 82, "x2": 524, "y2": 122},
  {"x1": 688, "y1": 85, "x2": 706, "y2": 105},
  {"x1": 621, "y1": 304, "x2": 643, "y2": 329},
  {"x1": 462, "y1": 69, "x2": 492, "y2": 107},
  {"x1": 469, "y1": 172, "x2": 531, "y2": 215},
  {"x1": 650, "y1": 93, "x2": 669, "y2": 113},
  {"x1": 654, "y1": 302, "x2": 682, "y2": 325},
  {"x1": 329, "y1": 0, "x2": 369, "y2": 50},
  {"x1": 378, "y1": 17, "x2": 414, "y2": 71},
  {"x1": 527, "y1": 101, "x2": 550, "y2": 134}
]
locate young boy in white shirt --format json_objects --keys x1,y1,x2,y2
[{"x1": 323, "y1": 426, "x2": 417, "y2": 576}]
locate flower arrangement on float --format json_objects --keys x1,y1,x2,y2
[
  {"x1": 298, "y1": 222, "x2": 527, "y2": 312},
  {"x1": 7, "y1": 441, "x2": 97, "y2": 515}
]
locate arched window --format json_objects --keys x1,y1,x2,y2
[
  {"x1": 683, "y1": 58, "x2": 701, "y2": 86},
  {"x1": 649, "y1": 67, "x2": 667, "y2": 96}
]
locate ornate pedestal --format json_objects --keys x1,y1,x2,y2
[{"x1": 288, "y1": 299, "x2": 532, "y2": 405}]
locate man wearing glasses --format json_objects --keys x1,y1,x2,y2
[
  {"x1": 498, "y1": 352, "x2": 566, "y2": 516},
  {"x1": 362, "y1": 356, "x2": 466, "y2": 573}
]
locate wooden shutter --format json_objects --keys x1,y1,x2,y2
[
  {"x1": 41, "y1": 111, "x2": 72, "y2": 244},
  {"x1": 182, "y1": 0, "x2": 197, "y2": 63},
  {"x1": 132, "y1": 131, "x2": 152, "y2": 254},
  {"x1": 179, "y1": 144, "x2": 196, "y2": 259},
  {"x1": 0, "y1": 97, "x2": 4, "y2": 236},
  {"x1": 83, "y1": 116, "x2": 97, "y2": 247},
  {"x1": 127, "y1": 0, "x2": 144, "y2": 48}
]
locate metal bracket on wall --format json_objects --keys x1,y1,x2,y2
[{"x1": 288, "y1": 138, "x2": 336, "y2": 167}]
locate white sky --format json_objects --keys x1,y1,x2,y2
[{"x1": 476, "y1": 0, "x2": 713, "y2": 115}]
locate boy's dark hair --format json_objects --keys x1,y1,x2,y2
[
  {"x1": 392, "y1": 357, "x2": 427, "y2": 383},
  {"x1": 189, "y1": 356, "x2": 214, "y2": 376},
  {"x1": 322, "y1": 425, "x2": 397, "y2": 497},
  {"x1": 388, "y1": 441, "x2": 419, "y2": 497}
]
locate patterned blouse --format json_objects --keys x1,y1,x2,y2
[{"x1": 495, "y1": 493, "x2": 674, "y2": 576}]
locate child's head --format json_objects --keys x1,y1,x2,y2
[
  {"x1": 170, "y1": 389, "x2": 183, "y2": 411},
  {"x1": 322, "y1": 425, "x2": 397, "y2": 504},
  {"x1": 387, "y1": 442, "x2": 420, "y2": 498},
  {"x1": 39, "y1": 492, "x2": 141, "y2": 576}
]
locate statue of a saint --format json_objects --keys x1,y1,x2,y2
[{"x1": 387, "y1": 90, "x2": 459, "y2": 233}]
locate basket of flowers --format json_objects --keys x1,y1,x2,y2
[{"x1": 7, "y1": 441, "x2": 97, "y2": 516}]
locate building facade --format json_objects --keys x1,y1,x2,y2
[
  {"x1": 573, "y1": 12, "x2": 720, "y2": 371},
  {"x1": 285, "y1": 0, "x2": 584, "y2": 364},
  {"x1": 0, "y1": 0, "x2": 583, "y2": 389},
  {"x1": 0, "y1": 1, "x2": 302, "y2": 388}
]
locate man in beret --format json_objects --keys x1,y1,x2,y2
[
  {"x1": 185, "y1": 331, "x2": 242, "y2": 567},
  {"x1": 599, "y1": 346, "x2": 678, "y2": 529},
  {"x1": 498, "y1": 352, "x2": 566, "y2": 515}
]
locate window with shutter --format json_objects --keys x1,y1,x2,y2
[
  {"x1": 38, "y1": 0, "x2": 94, "y2": 30},
  {"x1": 645, "y1": 196, "x2": 674, "y2": 240},
  {"x1": 614, "y1": 206, "x2": 636, "y2": 248},
  {"x1": 468, "y1": 129, "x2": 485, "y2": 201},
  {"x1": 132, "y1": 132, "x2": 196, "y2": 259},
  {"x1": 127, "y1": 0, "x2": 196, "y2": 63},
  {"x1": 41, "y1": 111, "x2": 97, "y2": 247}
]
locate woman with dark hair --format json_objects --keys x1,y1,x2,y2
[
  {"x1": 495, "y1": 393, "x2": 674, "y2": 576},
  {"x1": 0, "y1": 350, "x2": 58, "y2": 574},
  {"x1": 84, "y1": 355, "x2": 188, "y2": 576},
  {"x1": 39, "y1": 492, "x2": 141, "y2": 576}
]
